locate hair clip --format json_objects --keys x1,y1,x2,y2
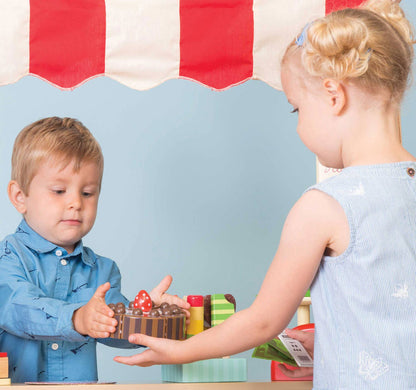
[{"x1": 295, "y1": 23, "x2": 311, "y2": 47}]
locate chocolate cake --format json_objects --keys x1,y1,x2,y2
[{"x1": 108, "y1": 301, "x2": 186, "y2": 340}]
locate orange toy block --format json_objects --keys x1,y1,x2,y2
[{"x1": 0, "y1": 353, "x2": 9, "y2": 379}]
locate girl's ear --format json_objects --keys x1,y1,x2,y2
[
  {"x1": 322, "y1": 79, "x2": 346, "y2": 116},
  {"x1": 8, "y1": 180, "x2": 27, "y2": 214}
]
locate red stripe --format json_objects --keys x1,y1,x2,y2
[
  {"x1": 29, "y1": 0, "x2": 106, "y2": 89},
  {"x1": 179, "y1": 0, "x2": 253, "y2": 90},
  {"x1": 326, "y1": 0, "x2": 366, "y2": 14}
]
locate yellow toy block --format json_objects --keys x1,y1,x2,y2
[{"x1": 0, "y1": 378, "x2": 11, "y2": 386}]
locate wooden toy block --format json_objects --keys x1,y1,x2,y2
[
  {"x1": 0, "y1": 378, "x2": 11, "y2": 386},
  {"x1": 211, "y1": 294, "x2": 235, "y2": 326},
  {"x1": 0, "y1": 354, "x2": 8, "y2": 379},
  {"x1": 297, "y1": 297, "x2": 311, "y2": 326},
  {"x1": 186, "y1": 295, "x2": 204, "y2": 338},
  {"x1": 161, "y1": 358, "x2": 247, "y2": 382}
]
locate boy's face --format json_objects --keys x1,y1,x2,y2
[{"x1": 17, "y1": 158, "x2": 101, "y2": 253}]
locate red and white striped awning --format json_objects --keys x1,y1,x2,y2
[{"x1": 0, "y1": 0, "x2": 364, "y2": 91}]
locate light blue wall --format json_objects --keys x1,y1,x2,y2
[{"x1": 0, "y1": 2, "x2": 415, "y2": 383}]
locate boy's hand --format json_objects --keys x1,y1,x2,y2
[
  {"x1": 72, "y1": 282, "x2": 118, "y2": 339},
  {"x1": 149, "y1": 275, "x2": 191, "y2": 312}
]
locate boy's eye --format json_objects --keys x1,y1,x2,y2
[
  {"x1": 53, "y1": 189, "x2": 65, "y2": 194},
  {"x1": 290, "y1": 108, "x2": 299, "y2": 114},
  {"x1": 82, "y1": 190, "x2": 98, "y2": 197}
]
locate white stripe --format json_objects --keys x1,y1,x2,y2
[
  {"x1": 105, "y1": 0, "x2": 180, "y2": 91},
  {"x1": 252, "y1": 0, "x2": 325, "y2": 90},
  {"x1": 0, "y1": 1, "x2": 30, "y2": 85}
]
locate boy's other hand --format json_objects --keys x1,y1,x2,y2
[
  {"x1": 149, "y1": 275, "x2": 191, "y2": 319},
  {"x1": 72, "y1": 282, "x2": 118, "y2": 338}
]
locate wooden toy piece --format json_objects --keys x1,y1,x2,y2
[
  {"x1": 211, "y1": 294, "x2": 235, "y2": 326},
  {"x1": 0, "y1": 353, "x2": 10, "y2": 386},
  {"x1": 161, "y1": 358, "x2": 247, "y2": 382},
  {"x1": 162, "y1": 293, "x2": 245, "y2": 383},
  {"x1": 297, "y1": 297, "x2": 312, "y2": 326},
  {"x1": 109, "y1": 299, "x2": 186, "y2": 340},
  {"x1": 186, "y1": 295, "x2": 204, "y2": 338},
  {"x1": 0, "y1": 353, "x2": 8, "y2": 378}
]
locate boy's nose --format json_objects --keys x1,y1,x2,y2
[{"x1": 68, "y1": 194, "x2": 82, "y2": 210}]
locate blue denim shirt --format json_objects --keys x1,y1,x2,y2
[{"x1": 0, "y1": 219, "x2": 135, "y2": 383}]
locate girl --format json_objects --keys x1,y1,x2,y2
[{"x1": 115, "y1": 0, "x2": 416, "y2": 388}]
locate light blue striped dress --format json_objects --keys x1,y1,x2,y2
[{"x1": 309, "y1": 162, "x2": 416, "y2": 389}]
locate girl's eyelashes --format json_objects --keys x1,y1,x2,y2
[{"x1": 290, "y1": 108, "x2": 299, "y2": 114}]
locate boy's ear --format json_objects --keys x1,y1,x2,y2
[
  {"x1": 322, "y1": 79, "x2": 346, "y2": 115},
  {"x1": 8, "y1": 180, "x2": 27, "y2": 214}
]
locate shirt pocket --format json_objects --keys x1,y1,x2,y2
[{"x1": 71, "y1": 287, "x2": 95, "y2": 304}]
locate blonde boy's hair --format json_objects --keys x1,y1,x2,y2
[
  {"x1": 11, "y1": 117, "x2": 104, "y2": 195},
  {"x1": 284, "y1": 0, "x2": 415, "y2": 102}
]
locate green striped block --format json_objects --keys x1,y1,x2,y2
[
  {"x1": 211, "y1": 294, "x2": 234, "y2": 326},
  {"x1": 161, "y1": 358, "x2": 247, "y2": 382}
]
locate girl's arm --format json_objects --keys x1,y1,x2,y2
[{"x1": 115, "y1": 189, "x2": 347, "y2": 366}]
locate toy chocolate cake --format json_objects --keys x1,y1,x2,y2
[{"x1": 109, "y1": 290, "x2": 186, "y2": 340}]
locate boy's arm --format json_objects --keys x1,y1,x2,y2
[
  {"x1": 0, "y1": 247, "x2": 86, "y2": 342},
  {"x1": 115, "y1": 190, "x2": 346, "y2": 366}
]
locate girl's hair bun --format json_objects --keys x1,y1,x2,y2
[
  {"x1": 304, "y1": 15, "x2": 371, "y2": 80},
  {"x1": 298, "y1": 0, "x2": 415, "y2": 101}
]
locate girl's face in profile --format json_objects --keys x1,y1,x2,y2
[{"x1": 281, "y1": 52, "x2": 343, "y2": 169}]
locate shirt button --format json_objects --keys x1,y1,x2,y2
[
  {"x1": 55, "y1": 250, "x2": 63, "y2": 257},
  {"x1": 407, "y1": 167, "x2": 415, "y2": 177},
  {"x1": 51, "y1": 343, "x2": 59, "y2": 350},
  {"x1": 60, "y1": 259, "x2": 67, "y2": 266}
]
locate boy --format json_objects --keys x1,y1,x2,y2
[{"x1": 0, "y1": 117, "x2": 188, "y2": 383}]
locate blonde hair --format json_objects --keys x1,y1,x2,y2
[
  {"x1": 11, "y1": 117, "x2": 104, "y2": 194},
  {"x1": 284, "y1": 0, "x2": 415, "y2": 102}
]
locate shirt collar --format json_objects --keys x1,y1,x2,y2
[{"x1": 16, "y1": 219, "x2": 94, "y2": 266}]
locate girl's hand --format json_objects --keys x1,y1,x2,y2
[
  {"x1": 278, "y1": 365, "x2": 313, "y2": 378},
  {"x1": 149, "y1": 275, "x2": 190, "y2": 316},
  {"x1": 278, "y1": 328, "x2": 314, "y2": 378},
  {"x1": 114, "y1": 333, "x2": 184, "y2": 367},
  {"x1": 285, "y1": 328, "x2": 314, "y2": 357}
]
